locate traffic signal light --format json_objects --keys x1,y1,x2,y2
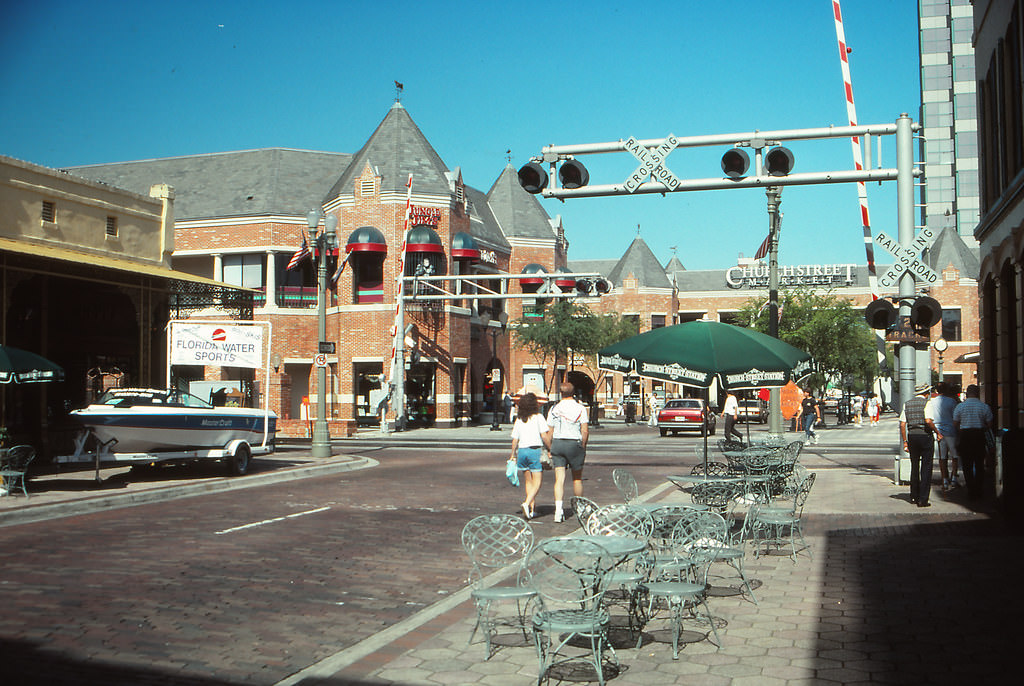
[
  {"x1": 721, "y1": 148, "x2": 750, "y2": 178},
  {"x1": 864, "y1": 299, "x2": 896, "y2": 330},
  {"x1": 764, "y1": 146, "x2": 795, "y2": 176},
  {"x1": 558, "y1": 159, "x2": 589, "y2": 189},
  {"x1": 518, "y1": 162, "x2": 548, "y2": 194},
  {"x1": 575, "y1": 277, "x2": 611, "y2": 295},
  {"x1": 910, "y1": 296, "x2": 942, "y2": 328}
]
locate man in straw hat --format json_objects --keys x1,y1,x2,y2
[{"x1": 899, "y1": 383, "x2": 937, "y2": 507}]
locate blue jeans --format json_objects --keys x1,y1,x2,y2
[{"x1": 802, "y1": 414, "x2": 816, "y2": 440}]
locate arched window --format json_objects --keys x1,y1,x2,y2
[{"x1": 345, "y1": 226, "x2": 387, "y2": 304}]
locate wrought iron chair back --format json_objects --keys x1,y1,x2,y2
[
  {"x1": 690, "y1": 479, "x2": 743, "y2": 518},
  {"x1": 462, "y1": 514, "x2": 536, "y2": 582},
  {"x1": 585, "y1": 503, "x2": 655, "y2": 541},
  {"x1": 570, "y1": 495, "x2": 599, "y2": 530},
  {"x1": 690, "y1": 461, "x2": 731, "y2": 477},
  {"x1": 611, "y1": 468, "x2": 639, "y2": 503},
  {"x1": 0, "y1": 445, "x2": 36, "y2": 497}
]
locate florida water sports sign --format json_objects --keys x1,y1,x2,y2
[{"x1": 170, "y1": 323, "x2": 264, "y2": 368}]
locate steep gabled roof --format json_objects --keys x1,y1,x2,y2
[
  {"x1": 465, "y1": 184, "x2": 511, "y2": 251},
  {"x1": 664, "y1": 255, "x2": 686, "y2": 273},
  {"x1": 324, "y1": 102, "x2": 450, "y2": 200},
  {"x1": 66, "y1": 148, "x2": 350, "y2": 220},
  {"x1": 607, "y1": 237, "x2": 673, "y2": 288},
  {"x1": 924, "y1": 225, "x2": 980, "y2": 279},
  {"x1": 486, "y1": 164, "x2": 557, "y2": 240}
]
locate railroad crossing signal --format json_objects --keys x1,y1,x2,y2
[
  {"x1": 623, "y1": 134, "x2": 680, "y2": 192},
  {"x1": 874, "y1": 227, "x2": 939, "y2": 288}
]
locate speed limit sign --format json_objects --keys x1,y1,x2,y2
[{"x1": 314, "y1": 353, "x2": 328, "y2": 367}]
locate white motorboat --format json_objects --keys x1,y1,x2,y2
[{"x1": 71, "y1": 388, "x2": 276, "y2": 454}]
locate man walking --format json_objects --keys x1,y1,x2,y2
[
  {"x1": 929, "y1": 382, "x2": 960, "y2": 491},
  {"x1": 546, "y1": 382, "x2": 589, "y2": 523},
  {"x1": 953, "y1": 384, "x2": 995, "y2": 501},
  {"x1": 722, "y1": 391, "x2": 743, "y2": 442},
  {"x1": 900, "y1": 384, "x2": 937, "y2": 507}
]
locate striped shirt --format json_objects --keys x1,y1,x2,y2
[{"x1": 952, "y1": 398, "x2": 993, "y2": 430}]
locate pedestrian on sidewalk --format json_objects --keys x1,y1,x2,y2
[
  {"x1": 509, "y1": 392, "x2": 551, "y2": 519},
  {"x1": 929, "y1": 382, "x2": 960, "y2": 491},
  {"x1": 722, "y1": 391, "x2": 743, "y2": 442},
  {"x1": 546, "y1": 382, "x2": 588, "y2": 523},
  {"x1": 953, "y1": 384, "x2": 995, "y2": 501},
  {"x1": 800, "y1": 389, "x2": 821, "y2": 444},
  {"x1": 900, "y1": 383, "x2": 937, "y2": 507},
  {"x1": 868, "y1": 394, "x2": 881, "y2": 426}
]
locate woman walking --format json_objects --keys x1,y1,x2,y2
[{"x1": 509, "y1": 392, "x2": 551, "y2": 519}]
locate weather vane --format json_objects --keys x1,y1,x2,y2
[
  {"x1": 394, "y1": 80, "x2": 404, "y2": 103},
  {"x1": 505, "y1": 149, "x2": 512, "y2": 164}
]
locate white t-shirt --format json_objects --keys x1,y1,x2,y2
[
  {"x1": 511, "y1": 413, "x2": 548, "y2": 448},
  {"x1": 547, "y1": 398, "x2": 588, "y2": 440},
  {"x1": 723, "y1": 394, "x2": 738, "y2": 417}
]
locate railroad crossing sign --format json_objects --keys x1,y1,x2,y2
[
  {"x1": 874, "y1": 226, "x2": 939, "y2": 289},
  {"x1": 623, "y1": 134, "x2": 681, "y2": 193}
]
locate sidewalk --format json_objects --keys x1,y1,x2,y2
[{"x1": 282, "y1": 418, "x2": 1018, "y2": 686}]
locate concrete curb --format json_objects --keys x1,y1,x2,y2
[{"x1": 0, "y1": 454, "x2": 377, "y2": 528}]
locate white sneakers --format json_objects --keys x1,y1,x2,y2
[{"x1": 553, "y1": 510, "x2": 565, "y2": 523}]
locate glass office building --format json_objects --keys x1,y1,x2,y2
[{"x1": 919, "y1": 0, "x2": 981, "y2": 244}]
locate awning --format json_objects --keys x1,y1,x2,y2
[
  {"x1": 0, "y1": 236, "x2": 248, "y2": 290},
  {"x1": 954, "y1": 350, "x2": 980, "y2": 364}
]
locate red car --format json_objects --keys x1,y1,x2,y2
[{"x1": 657, "y1": 399, "x2": 717, "y2": 437}]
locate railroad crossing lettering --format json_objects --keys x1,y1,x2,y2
[
  {"x1": 874, "y1": 227, "x2": 939, "y2": 288},
  {"x1": 624, "y1": 134, "x2": 681, "y2": 193}
]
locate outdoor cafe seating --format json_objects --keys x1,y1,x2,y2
[{"x1": 0, "y1": 444, "x2": 36, "y2": 497}]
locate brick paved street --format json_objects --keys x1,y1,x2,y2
[{"x1": 1, "y1": 417, "x2": 1019, "y2": 685}]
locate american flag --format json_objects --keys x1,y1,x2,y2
[
  {"x1": 329, "y1": 251, "x2": 350, "y2": 286},
  {"x1": 754, "y1": 232, "x2": 771, "y2": 260},
  {"x1": 286, "y1": 231, "x2": 311, "y2": 271}
]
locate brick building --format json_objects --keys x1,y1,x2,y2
[{"x1": 66, "y1": 103, "x2": 982, "y2": 435}]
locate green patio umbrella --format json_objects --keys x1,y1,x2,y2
[
  {"x1": 598, "y1": 320, "x2": 812, "y2": 461},
  {"x1": 0, "y1": 345, "x2": 65, "y2": 384},
  {"x1": 598, "y1": 320, "x2": 811, "y2": 390}
]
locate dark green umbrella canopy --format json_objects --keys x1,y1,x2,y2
[
  {"x1": 0, "y1": 345, "x2": 64, "y2": 384},
  {"x1": 598, "y1": 320, "x2": 812, "y2": 390}
]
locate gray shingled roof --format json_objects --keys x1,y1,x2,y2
[
  {"x1": 324, "y1": 103, "x2": 451, "y2": 200},
  {"x1": 568, "y1": 259, "x2": 619, "y2": 277},
  {"x1": 487, "y1": 165, "x2": 558, "y2": 240},
  {"x1": 464, "y1": 184, "x2": 511, "y2": 252},
  {"x1": 664, "y1": 255, "x2": 686, "y2": 273},
  {"x1": 924, "y1": 225, "x2": 979, "y2": 279},
  {"x1": 607, "y1": 237, "x2": 673, "y2": 288},
  {"x1": 66, "y1": 149, "x2": 350, "y2": 220}
]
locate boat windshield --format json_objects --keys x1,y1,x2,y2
[{"x1": 95, "y1": 389, "x2": 214, "y2": 409}]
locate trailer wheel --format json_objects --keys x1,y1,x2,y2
[{"x1": 227, "y1": 443, "x2": 251, "y2": 476}]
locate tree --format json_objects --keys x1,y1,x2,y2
[
  {"x1": 512, "y1": 300, "x2": 638, "y2": 390},
  {"x1": 735, "y1": 288, "x2": 879, "y2": 393}
]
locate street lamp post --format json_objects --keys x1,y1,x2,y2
[
  {"x1": 933, "y1": 337, "x2": 948, "y2": 382},
  {"x1": 482, "y1": 312, "x2": 508, "y2": 431},
  {"x1": 766, "y1": 186, "x2": 785, "y2": 438},
  {"x1": 307, "y1": 209, "x2": 337, "y2": 458}
]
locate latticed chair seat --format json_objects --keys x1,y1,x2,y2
[
  {"x1": 0, "y1": 445, "x2": 36, "y2": 497},
  {"x1": 690, "y1": 461, "x2": 731, "y2": 477},
  {"x1": 676, "y1": 509, "x2": 758, "y2": 605},
  {"x1": 461, "y1": 514, "x2": 537, "y2": 659}
]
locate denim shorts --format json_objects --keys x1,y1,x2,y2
[{"x1": 517, "y1": 446, "x2": 542, "y2": 472}]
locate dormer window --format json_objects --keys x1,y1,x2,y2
[
  {"x1": 41, "y1": 200, "x2": 56, "y2": 224},
  {"x1": 106, "y1": 216, "x2": 118, "y2": 238},
  {"x1": 360, "y1": 178, "x2": 376, "y2": 197}
]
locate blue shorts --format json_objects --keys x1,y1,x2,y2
[{"x1": 517, "y1": 446, "x2": 542, "y2": 472}]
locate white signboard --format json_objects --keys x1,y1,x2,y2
[
  {"x1": 875, "y1": 228, "x2": 939, "y2": 288},
  {"x1": 170, "y1": 323, "x2": 264, "y2": 368},
  {"x1": 623, "y1": 134, "x2": 681, "y2": 193}
]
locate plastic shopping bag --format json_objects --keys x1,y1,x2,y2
[{"x1": 506, "y1": 459, "x2": 520, "y2": 487}]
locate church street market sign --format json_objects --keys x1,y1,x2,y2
[{"x1": 725, "y1": 263, "x2": 857, "y2": 289}]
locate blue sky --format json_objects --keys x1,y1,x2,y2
[{"x1": 0, "y1": 1, "x2": 920, "y2": 271}]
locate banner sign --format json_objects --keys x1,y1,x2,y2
[{"x1": 170, "y1": 323, "x2": 264, "y2": 368}]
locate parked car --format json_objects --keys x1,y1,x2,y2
[
  {"x1": 737, "y1": 399, "x2": 767, "y2": 423},
  {"x1": 657, "y1": 398, "x2": 717, "y2": 437}
]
